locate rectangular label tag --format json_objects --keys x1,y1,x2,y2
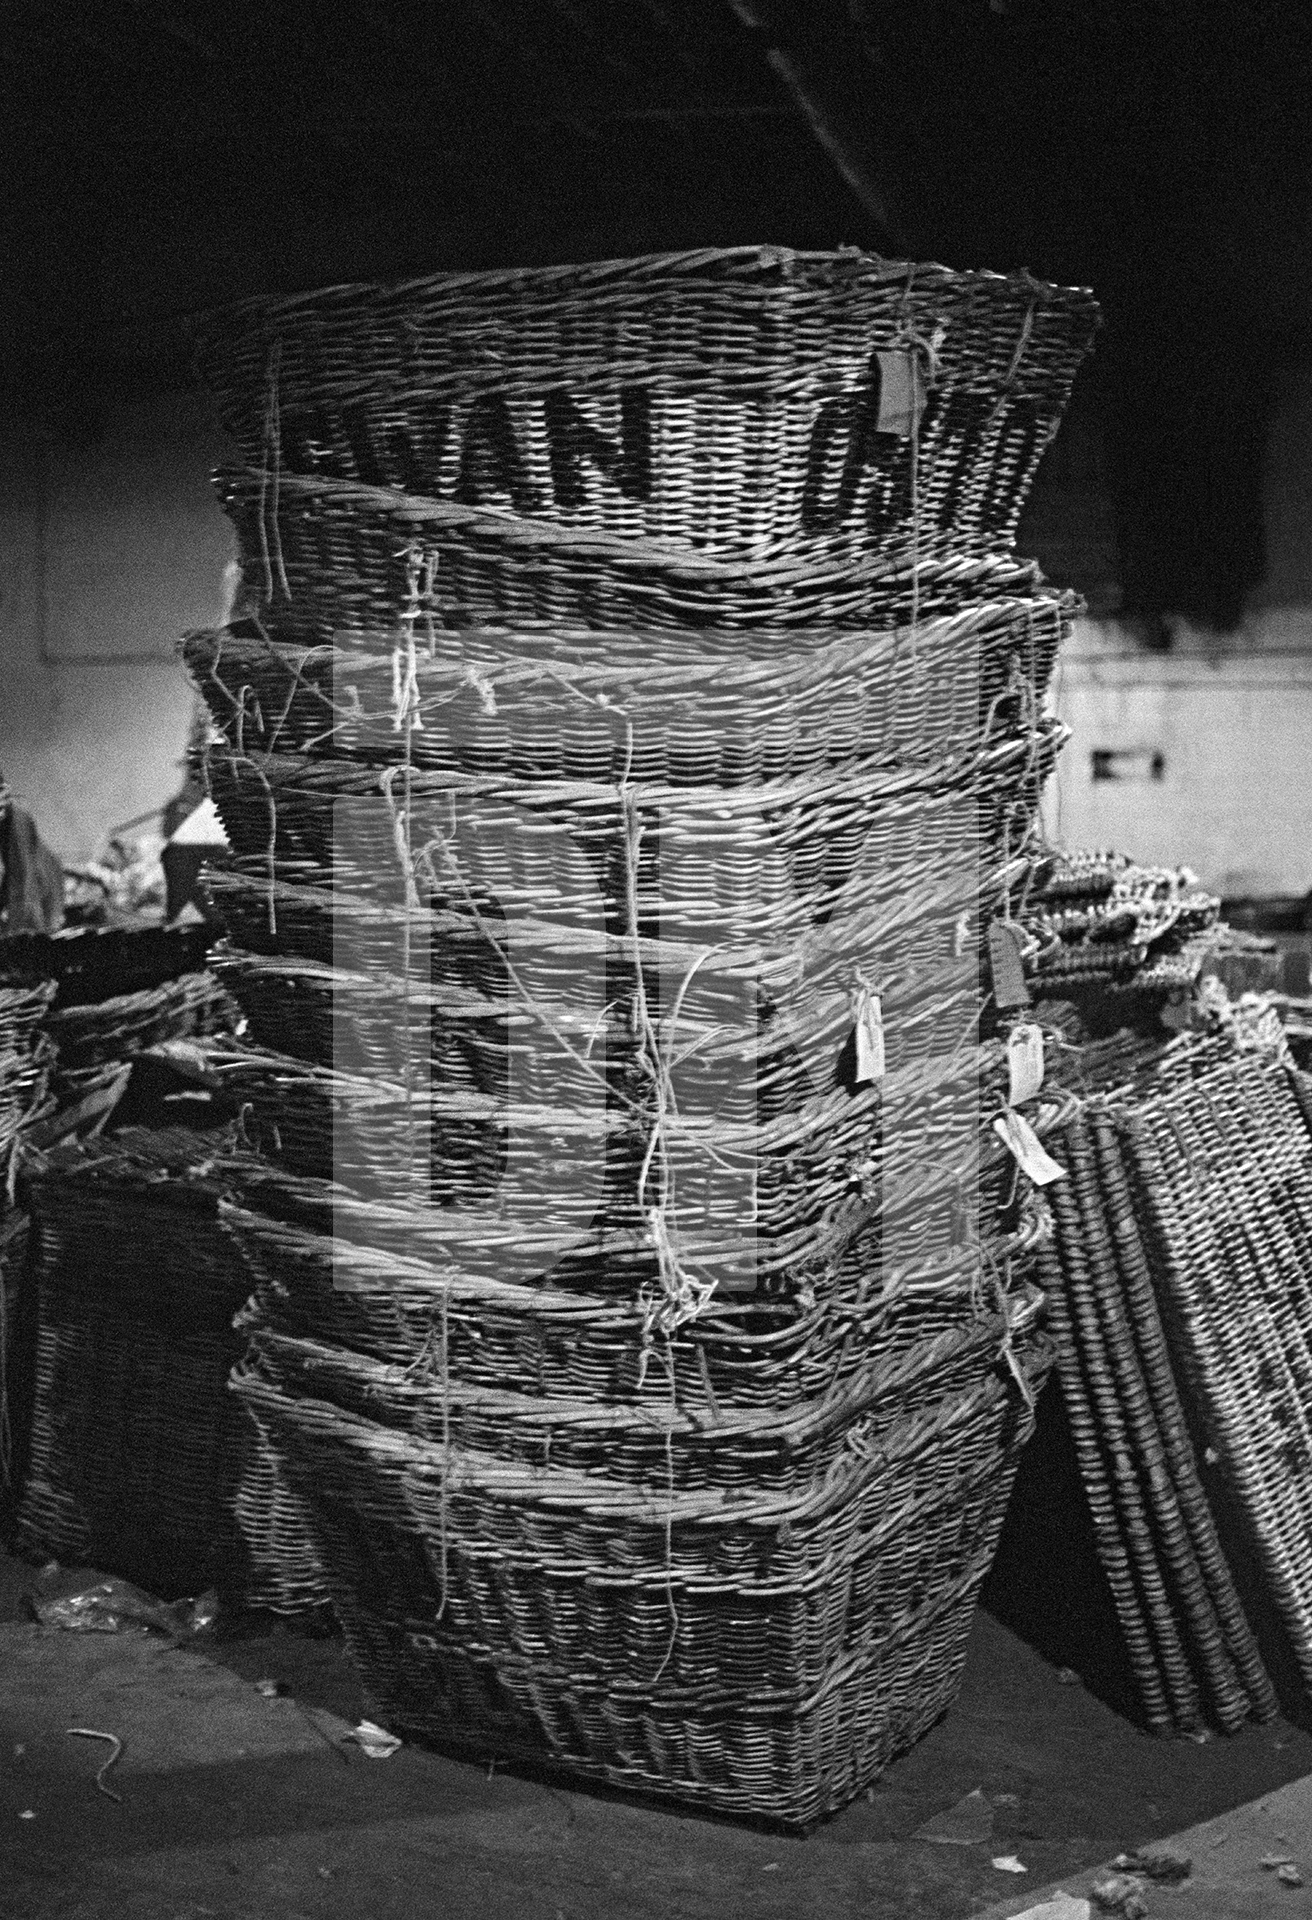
[
  {"x1": 1007, "y1": 1022, "x2": 1045, "y2": 1105},
  {"x1": 988, "y1": 919, "x2": 1031, "y2": 1010},
  {"x1": 854, "y1": 991, "x2": 885, "y2": 1085},
  {"x1": 993, "y1": 1107, "x2": 1066, "y2": 1186},
  {"x1": 875, "y1": 351, "x2": 929, "y2": 438}
]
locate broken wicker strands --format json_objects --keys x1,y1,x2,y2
[
  {"x1": 183, "y1": 245, "x2": 1097, "y2": 1824},
  {"x1": 1039, "y1": 1035, "x2": 1312, "y2": 1734}
]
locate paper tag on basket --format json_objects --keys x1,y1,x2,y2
[
  {"x1": 875, "y1": 350, "x2": 929, "y2": 438},
  {"x1": 854, "y1": 989, "x2": 886, "y2": 1085},
  {"x1": 993, "y1": 1107, "x2": 1066, "y2": 1186},
  {"x1": 988, "y1": 919, "x2": 1031, "y2": 1010},
  {"x1": 1007, "y1": 1022, "x2": 1045, "y2": 1105}
]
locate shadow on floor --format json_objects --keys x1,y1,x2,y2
[{"x1": 982, "y1": 1376, "x2": 1144, "y2": 1721}]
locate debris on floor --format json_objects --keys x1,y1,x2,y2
[
  {"x1": 32, "y1": 1576, "x2": 216, "y2": 1639},
  {"x1": 346, "y1": 1719, "x2": 401, "y2": 1760},
  {"x1": 1010, "y1": 1895, "x2": 1092, "y2": 1920},
  {"x1": 66, "y1": 1727, "x2": 124, "y2": 1802},
  {"x1": 1112, "y1": 1849, "x2": 1191, "y2": 1883},
  {"x1": 1090, "y1": 1873, "x2": 1148, "y2": 1917}
]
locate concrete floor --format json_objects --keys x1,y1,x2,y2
[{"x1": 2, "y1": 1545, "x2": 1312, "y2": 1920}]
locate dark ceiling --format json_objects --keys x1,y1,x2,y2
[{"x1": 5, "y1": 0, "x2": 1312, "y2": 626}]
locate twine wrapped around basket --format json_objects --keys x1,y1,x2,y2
[{"x1": 187, "y1": 1027, "x2": 1022, "y2": 1310}]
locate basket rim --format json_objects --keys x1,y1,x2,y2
[{"x1": 189, "y1": 245, "x2": 1099, "y2": 342}]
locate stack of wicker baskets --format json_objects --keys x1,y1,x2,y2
[{"x1": 184, "y1": 248, "x2": 1098, "y2": 1823}]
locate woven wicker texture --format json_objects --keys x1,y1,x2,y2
[
  {"x1": 184, "y1": 590, "x2": 1070, "y2": 783},
  {"x1": 1022, "y1": 852, "x2": 1222, "y2": 1000},
  {"x1": 1042, "y1": 1096, "x2": 1275, "y2": 1735},
  {"x1": 220, "y1": 1153, "x2": 1048, "y2": 1410},
  {"x1": 231, "y1": 1324, "x2": 1052, "y2": 1824},
  {"x1": 194, "y1": 689, "x2": 1058, "y2": 1318},
  {"x1": 1116, "y1": 1053, "x2": 1312, "y2": 1698},
  {"x1": 193, "y1": 248, "x2": 1097, "y2": 583},
  {"x1": 198, "y1": 1032, "x2": 1021, "y2": 1314},
  {"x1": 1037, "y1": 1027, "x2": 1312, "y2": 1733},
  {"x1": 181, "y1": 244, "x2": 1100, "y2": 1820},
  {"x1": 0, "y1": 983, "x2": 55, "y2": 1169},
  {"x1": 216, "y1": 471, "x2": 1051, "y2": 640},
  {"x1": 14, "y1": 1129, "x2": 326, "y2": 1616}
]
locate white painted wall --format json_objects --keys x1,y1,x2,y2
[
  {"x1": 0, "y1": 393, "x2": 235, "y2": 863},
  {"x1": 1046, "y1": 364, "x2": 1312, "y2": 898},
  {"x1": 1, "y1": 361, "x2": 1309, "y2": 893},
  {"x1": 1048, "y1": 622, "x2": 1312, "y2": 897}
]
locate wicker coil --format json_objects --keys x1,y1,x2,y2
[
  {"x1": 1115, "y1": 1055, "x2": 1312, "y2": 1697},
  {"x1": 14, "y1": 1129, "x2": 327, "y2": 1615},
  {"x1": 193, "y1": 247, "x2": 1098, "y2": 581},
  {"x1": 1041, "y1": 1094, "x2": 1276, "y2": 1736},
  {"x1": 231, "y1": 1318, "x2": 1053, "y2": 1826},
  {"x1": 217, "y1": 470, "x2": 1053, "y2": 640},
  {"x1": 183, "y1": 591, "x2": 1070, "y2": 785}
]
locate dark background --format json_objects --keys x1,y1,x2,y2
[{"x1": 4, "y1": 0, "x2": 1311, "y2": 629}]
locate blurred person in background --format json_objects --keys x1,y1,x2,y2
[{"x1": 0, "y1": 780, "x2": 65, "y2": 936}]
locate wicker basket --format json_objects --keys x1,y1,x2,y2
[
  {"x1": 200, "y1": 728, "x2": 1059, "y2": 958},
  {"x1": 233, "y1": 1320, "x2": 1052, "y2": 1825},
  {"x1": 222, "y1": 1169, "x2": 1049, "y2": 1407},
  {"x1": 244, "y1": 1294, "x2": 1042, "y2": 1498},
  {"x1": 184, "y1": 591, "x2": 1069, "y2": 785},
  {"x1": 213, "y1": 927, "x2": 983, "y2": 1106},
  {"x1": 0, "y1": 925, "x2": 216, "y2": 1003},
  {"x1": 0, "y1": 983, "x2": 55, "y2": 1160},
  {"x1": 188, "y1": 1029, "x2": 1007, "y2": 1305},
  {"x1": 1116, "y1": 1055, "x2": 1312, "y2": 1700},
  {"x1": 193, "y1": 247, "x2": 1098, "y2": 584},
  {"x1": 14, "y1": 1129, "x2": 327, "y2": 1615},
  {"x1": 216, "y1": 470, "x2": 1056, "y2": 639},
  {"x1": 182, "y1": 245, "x2": 1097, "y2": 1816}
]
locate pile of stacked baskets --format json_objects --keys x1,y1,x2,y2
[{"x1": 185, "y1": 248, "x2": 1099, "y2": 1823}]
